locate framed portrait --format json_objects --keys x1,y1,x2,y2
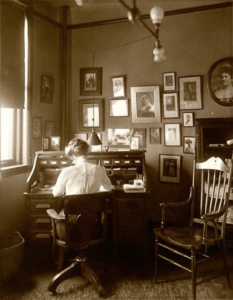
[
  {"x1": 80, "y1": 67, "x2": 102, "y2": 96},
  {"x1": 45, "y1": 121, "x2": 55, "y2": 137},
  {"x1": 182, "y1": 112, "x2": 194, "y2": 127},
  {"x1": 130, "y1": 137, "x2": 139, "y2": 150},
  {"x1": 207, "y1": 57, "x2": 233, "y2": 106},
  {"x1": 163, "y1": 72, "x2": 176, "y2": 91},
  {"x1": 111, "y1": 75, "x2": 126, "y2": 98},
  {"x1": 42, "y1": 137, "x2": 50, "y2": 151},
  {"x1": 107, "y1": 128, "x2": 146, "y2": 149},
  {"x1": 159, "y1": 154, "x2": 181, "y2": 184},
  {"x1": 179, "y1": 76, "x2": 202, "y2": 110},
  {"x1": 162, "y1": 93, "x2": 179, "y2": 119},
  {"x1": 50, "y1": 136, "x2": 60, "y2": 151},
  {"x1": 79, "y1": 99, "x2": 104, "y2": 132},
  {"x1": 32, "y1": 117, "x2": 42, "y2": 139},
  {"x1": 150, "y1": 128, "x2": 161, "y2": 144},
  {"x1": 130, "y1": 86, "x2": 161, "y2": 123},
  {"x1": 74, "y1": 133, "x2": 88, "y2": 141},
  {"x1": 40, "y1": 75, "x2": 54, "y2": 103},
  {"x1": 183, "y1": 136, "x2": 196, "y2": 154},
  {"x1": 164, "y1": 123, "x2": 181, "y2": 147},
  {"x1": 109, "y1": 99, "x2": 129, "y2": 117}
]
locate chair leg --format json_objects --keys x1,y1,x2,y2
[
  {"x1": 191, "y1": 250, "x2": 197, "y2": 300},
  {"x1": 222, "y1": 249, "x2": 232, "y2": 288},
  {"x1": 154, "y1": 235, "x2": 159, "y2": 284},
  {"x1": 81, "y1": 262, "x2": 104, "y2": 296},
  {"x1": 48, "y1": 262, "x2": 80, "y2": 293}
]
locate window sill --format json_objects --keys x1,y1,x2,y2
[{"x1": 1, "y1": 164, "x2": 32, "y2": 178}]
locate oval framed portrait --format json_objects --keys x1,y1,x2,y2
[{"x1": 207, "y1": 57, "x2": 233, "y2": 106}]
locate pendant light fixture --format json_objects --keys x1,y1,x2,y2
[
  {"x1": 118, "y1": 0, "x2": 166, "y2": 62},
  {"x1": 87, "y1": 53, "x2": 102, "y2": 146}
]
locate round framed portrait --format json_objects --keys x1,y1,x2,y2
[{"x1": 207, "y1": 57, "x2": 233, "y2": 106}]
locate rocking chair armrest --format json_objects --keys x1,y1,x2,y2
[
  {"x1": 201, "y1": 204, "x2": 228, "y2": 222},
  {"x1": 47, "y1": 209, "x2": 65, "y2": 221},
  {"x1": 160, "y1": 187, "x2": 193, "y2": 209}
]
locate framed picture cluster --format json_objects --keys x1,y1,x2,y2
[
  {"x1": 42, "y1": 136, "x2": 60, "y2": 151},
  {"x1": 107, "y1": 128, "x2": 146, "y2": 149}
]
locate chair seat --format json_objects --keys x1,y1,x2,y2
[{"x1": 154, "y1": 226, "x2": 218, "y2": 251}]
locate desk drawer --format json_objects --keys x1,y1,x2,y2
[
  {"x1": 122, "y1": 158, "x2": 132, "y2": 166},
  {"x1": 30, "y1": 199, "x2": 57, "y2": 212},
  {"x1": 117, "y1": 213, "x2": 144, "y2": 227},
  {"x1": 112, "y1": 159, "x2": 122, "y2": 166},
  {"x1": 30, "y1": 215, "x2": 51, "y2": 229},
  {"x1": 101, "y1": 159, "x2": 112, "y2": 167},
  {"x1": 30, "y1": 230, "x2": 51, "y2": 243},
  {"x1": 133, "y1": 158, "x2": 142, "y2": 165},
  {"x1": 116, "y1": 197, "x2": 144, "y2": 211}
]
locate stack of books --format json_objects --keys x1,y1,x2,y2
[{"x1": 123, "y1": 183, "x2": 145, "y2": 193}]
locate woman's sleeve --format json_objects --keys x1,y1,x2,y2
[
  {"x1": 53, "y1": 169, "x2": 67, "y2": 197},
  {"x1": 100, "y1": 167, "x2": 114, "y2": 191}
]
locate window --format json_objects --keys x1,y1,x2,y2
[{"x1": 0, "y1": 1, "x2": 29, "y2": 170}]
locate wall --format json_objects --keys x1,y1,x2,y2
[{"x1": 70, "y1": 7, "x2": 233, "y2": 222}]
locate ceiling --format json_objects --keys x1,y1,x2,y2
[{"x1": 32, "y1": 0, "x2": 233, "y2": 26}]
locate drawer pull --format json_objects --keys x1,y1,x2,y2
[
  {"x1": 50, "y1": 161, "x2": 57, "y2": 165},
  {"x1": 35, "y1": 233, "x2": 50, "y2": 239},
  {"x1": 135, "y1": 160, "x2": 141, "y2": 163},
  {"x1": 104, "y1": 160, "x2": 110, "y2": 164},
  {"x1": 61, "y1": 161, "x2": 68, "y2": 165},
  {"x1": 124, "y1": 160, "x2": 130, "y2": 164},
  {"x1": 35, "y1": 204, "x2": 51, "y2": 209},
  {"x1": 35, "y1": 218, "x2": 50, "y2": 224}
]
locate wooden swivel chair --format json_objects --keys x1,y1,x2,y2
[
  {"x1": 47, "y1": 192, "x2": 111, "y2": 297},
  {"x1": 154, "y1": 154, "x2": 233, "y2": 300}
]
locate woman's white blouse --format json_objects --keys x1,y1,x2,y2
[{"x1": 53, "y1": 157, "x2": 113, "y2": 197}]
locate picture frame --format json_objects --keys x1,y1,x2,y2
[
  {"x1": 42, "y1": 137, "x2": 50, "y2": 151},
  {"x1": 50, "y1": 136, "x2": 60, "y2": 151},
  {"x1": 150, "y1": 128, "x2": 161, "y2": 144},
  {"x1": 74, "y1": 133, "x2": 88, "y2": 141},
  {"x1": 207, "y1": 57, "x2": 233, "y2": 106},
  {"x1": 107, "y1": 128, "x2": 146, "y2": 149},
  {"x1": 130, "y1": 137, "x2": 139, "y2": 150},
  {"x1": 109, "y1": 99, "x2": 129, "y2": 117},
  {"x1": 179, "y1": 76, "x2": 202, "y2": 110},
  {"x1": 45, "y1": 121, "x2": 55, "y2": 137},
  {"x1": 40, "y1": 75, "x2": 54, "y2": 103},
  {"x1": 164, "y1": 123, "x2": 181, "y2": 147},
  {"x1": 162, "y1": 93, "x2": 179, "y2": 119},
  {"x1": 79, "y1": 99, "x2": 104, "y2": 132},
  {"x1": 32, "y1": 117, "x2": 42, "y2": 139},
  {"x1": 111, "y1": 75, "x2": 126, "y2": 98},
  {"x1": 182, "y1": 112, "x2": 194, "y2": 127},
  {"x1": 159, "y1": 154, "x2": 181, "y2": 184},
  {"x1": 163, "y1": 72, "x2": 176, "y2": 91},
  {"x1": 183, "y1": 136, "x2": 196, "y2": 154},
  {"x1": 130, "y1": 86, "x2": 161, "y2": 123},
  {"x1": 80, "y1": 67, "x2": 102, "y2": 96}
]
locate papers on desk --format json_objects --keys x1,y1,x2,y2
[{"x1": 123, "y1": 183, "x2": 145, "y2": 193}]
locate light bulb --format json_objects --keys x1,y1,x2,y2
[
  {"x1": 152, "y1": 46, "x2": 166, "y2": 62},
  {"x1": 150, "y1": 6, "x2": 164, "y2": 24}
]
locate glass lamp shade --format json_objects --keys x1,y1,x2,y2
[
  {"x1": 150, "y1": 6, "x2": 164, "y2": 24},
  {"x1": 152, "y1": 46, "x2": 166, "y2": 62},
  {"x1": 87, "y1": 129, "x2": 102, "y2": 146},
  {"x1": 75, "y1": 0, "x2": 83, "y2": 6},
  {"x1": 127, "y1": 6, "x2": 141, "y2": 23}
]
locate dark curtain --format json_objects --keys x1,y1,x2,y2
[{"x1": 0, "y1": 1, "x2": 25, "y2": 109}]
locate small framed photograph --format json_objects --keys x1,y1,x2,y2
[
  {"x1": 150, "y1": 128, "x2": 161, "y2": 144},
  {"x1": 159, "y1": 154, "x2": 181, "y2": 184},
  {"x1": 32, "y1": 117, "x2": 42, "y2": 139},
  {"x1": 182, "y1": 112, "x2": 194, "y2": 127},
  {"x1": 163, "y1": 72, "x2": 176, "y2": 91},
  {"x1": 162, "y1": 93, "x2": 179, "y2": 119},
  {"x1": 79, "y1": 99, "x2": 104, "y2": 132},
  {"x1": 130, "y1": 86, "x2": 161, "y2": 123},
  {"x1": 50, "y1": 136, "x2": 60, "y2": 151},
  {"x1": 207, "y1": 57, "x2": 233, "y2": 106},
  {"x1": 40, "y1": 75, "x2": 54, "y2": 103},
  {"x1": 179, "y1": 76, "x2": 202, "y2": 110},
  {"x1": 42, "y1": 137, "x2": 50, "y2": 151},
  {"x1": 131, "y1": 128, "x2": 146, "y2": 148},
  {"x1": 111, "y1": 75, "x2": 126, "y2": 98},
  {"x1": 130, "y1": 136, "x2": 139, "y2": 150},
  {"x1": 45, "y1": 121, "x2": 55, "y2": 137},
  {"x1": 80, "y1": 67, "x2": 102, "y2": 96},
  {"x1": 109, "y1": 99, "x2": 129, "y2": 117},
  {"x1": 183, "y1": 136, "x2": 196, "y2": 154},
  {"x1": 74, "y1": 133, "x2": 88, "y2": 141},
  {"x1": 164, "y1": 123, "x2": 181, "y2": 147}
]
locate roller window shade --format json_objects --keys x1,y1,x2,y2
[{"x1": 0, "y1": 2, "x2": 25, "y2": 109}]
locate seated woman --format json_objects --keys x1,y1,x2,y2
[{"x1": 53, "y1": 138, "x2": 113, "y2": 239}]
